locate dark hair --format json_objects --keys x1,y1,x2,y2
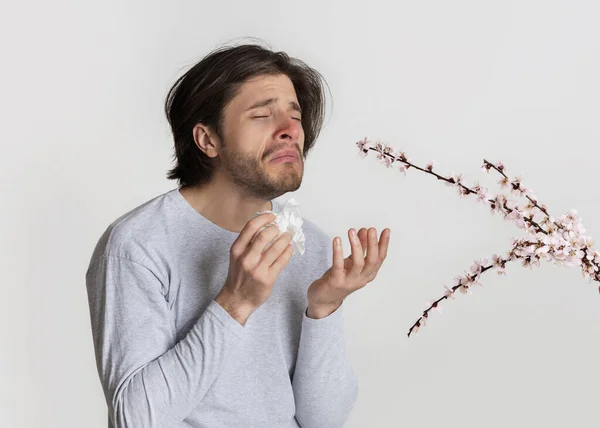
[{"x1": 164, "y1": 39, "x2": 331, "y2": 187}]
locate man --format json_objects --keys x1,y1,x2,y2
[{"x1": 85, "y1": 42, "x2": 391, "y2": 428}]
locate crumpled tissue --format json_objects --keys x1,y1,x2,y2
[{"x1": 251, "y1": 198, "x2": 305, "y2": 256}]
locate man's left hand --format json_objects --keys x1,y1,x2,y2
[{"x1": 306, "y1": 227, "x2": 391, "y2": 318}]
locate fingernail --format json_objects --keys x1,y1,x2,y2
[{"x1": 350, "y1": 229, "x2": 357, "y2": 238}]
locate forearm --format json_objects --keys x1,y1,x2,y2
[
  {"x1": 306, "y1": 301, "x2": 343, "y2": 319},
  {"x1": 214, "y1": 288, "x2": 256, "y2": 326},
  {"x1": 99, "y1": 299, "x2": 246, "y2": 428},
  {"x1": 292, "y1": 302, "x2": 359, "y2": 428},
  {"x1": 86, "y1": 254, "x2": 248, "y2": 428}
]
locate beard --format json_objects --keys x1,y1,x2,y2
[{"x1": 220, "y1": 142, "x2": 304, "y2": 201}]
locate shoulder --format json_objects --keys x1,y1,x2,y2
[{"x1": 86, "y1": 189, "x2": 179, "y2": 270}]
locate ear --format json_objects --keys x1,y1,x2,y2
[{"x1": 193, "y1": 123, "x2": 220, "y2": 159}]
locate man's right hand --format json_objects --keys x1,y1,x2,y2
[{"x1": 215, "y1": 212, "x2": 294, "y2": 325}]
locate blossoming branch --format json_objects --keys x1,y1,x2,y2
[{"x1": 355, "y1": 137, "x2": 600, "y2": 337}]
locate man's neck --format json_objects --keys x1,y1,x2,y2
[{"x1": 180, "y1": 183, "x2": 273, "y2": 234}]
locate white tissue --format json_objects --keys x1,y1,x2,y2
[{"x1": 252, "y1": 198, "x2": 306, "y2": 256}]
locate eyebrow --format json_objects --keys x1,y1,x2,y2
[{"x1": 245, "y1": 97, "x2": 302, "y2": 114}]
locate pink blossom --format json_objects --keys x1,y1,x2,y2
[
  {"x1": 357, "y1": 138, "x2": 600, "y2": 337},
  {"x1": 425, "y1": 160, "x2": 437, "y2": 172},
  {"x1": 470, "y1": 259, "x2": 487, "y2": 275},
  {"x1": 458, "y1": 285, "x2": 471, "y2": 294},
  {"x1": 476, "y1": 187, "x2": 489, "y2": 203},
  {"x1": 377, "y1": 152, "x2": 393, "y2": 168}
]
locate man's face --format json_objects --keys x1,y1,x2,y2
[{"x1": 216, "y1": 73, "x2": 305, "y2": 200}]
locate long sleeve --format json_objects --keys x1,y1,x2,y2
[
  {"x1": 85, "y1": 255, "x2": 246, "y2": 428},
  {"x1": 291, "y1": 301, "x2": 359, "y2": 428}
]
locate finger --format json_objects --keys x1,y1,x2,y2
[
  {"x1": 268, "y1": 236, "x2": 294, "y2": 274},
  {"x1": 332, "y1": 236, "x2": 344, "y2": 271},
  {"x1": 348, "y1": 229, "x2": 364, "y2": 276},
  {"x1": 248, "y1": 224, "x2": 283, "y2": 260},
  {"x1": 363, "y1": 227, "x2": 379, "y2": 275},
  {"x1": 378, "y1": 228, "x2": 391, "y2": 262},
  {"x1": 357, "y1": 228, "x2": 368, "y2": 256},
  {"x1": 262, "y1": 231, "x2": 292, "y2": 266},
  {"x1": 236, "y1": 212, "x2": 277, "y2": 250}
]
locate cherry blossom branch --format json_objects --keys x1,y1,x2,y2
[
  {"x1": 355, "y1": 137, "x2": 600, "y2": 337},
  {"x1": 482, "y1": 159, "x2": 551, "y2": 219},
  {"x1": 360, "y1": 139, "x2": 548, "y2": 235}
]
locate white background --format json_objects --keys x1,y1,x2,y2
[{"x1": 2, "y1": 0, "x2": 600, "y2": 427}]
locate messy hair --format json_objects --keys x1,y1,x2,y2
[{"x1": 164, "y1": 39, "x2": 330, "y2": 187}]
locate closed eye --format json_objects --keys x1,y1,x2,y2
[{"x1": 252, "y1": 116, "x2": 302, "y2": 121}]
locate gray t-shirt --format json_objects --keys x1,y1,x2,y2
[{"x1": 85, "y1": 188, "x2": 358, "y2": 428}]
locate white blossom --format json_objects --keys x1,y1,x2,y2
[{"x1": 357, "y1": 138, "x2": 600, "y2": 336}]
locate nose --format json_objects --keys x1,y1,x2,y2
[{"x1": 275, "y1": 115, "x2": 301, "y2": 141}]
